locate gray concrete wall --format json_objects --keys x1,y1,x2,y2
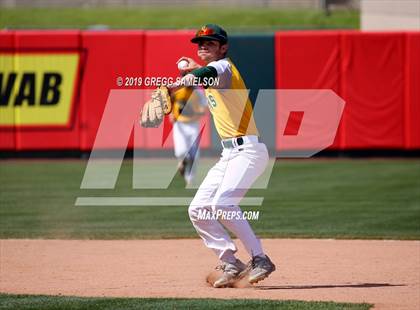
[{"x1": 361, "y1": 0, "x2": 420, "y2": 30}]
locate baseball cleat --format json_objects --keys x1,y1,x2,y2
[
  {"x1": 248, "y1": 254, "x2": 276, "y2": 284},
  {"x1": 213, "y1": 259, "x2": 248, "y2": 288}
]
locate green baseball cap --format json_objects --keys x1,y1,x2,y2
[{"x1": 191, "y1": 24, "x2": 228, "y2": 44}]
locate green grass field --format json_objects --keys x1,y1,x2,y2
[
  {"x1": 0, "y1": 294, "x2": 372, "y2": 310},
  {"x1": 0, "y1": 8, "x2": 359, "y2": 31},
  {"x1": 0, "y1": 159, "x2": 419, "y2": 240},
  {"x1": 1, "y1": 158, "x2": 414, "y2": 310}
]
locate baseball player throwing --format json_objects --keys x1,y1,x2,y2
[
  {"x1": 140, "y1": 24, "x2": 275, "y2": 288},
  {"x1": 178, "y1": 24, "x2": 275, "y2": 288}
]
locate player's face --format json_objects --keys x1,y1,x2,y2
[{"x1": 197, "y1": 40, "x2": 227, "y2": 63}]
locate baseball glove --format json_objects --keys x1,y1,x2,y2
[{"x1": 140, "y1": 86, "x2": 172, "y2": 128}]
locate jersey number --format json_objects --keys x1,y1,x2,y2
[{"x1": 207, "y1": 94, "x2": 217, "y2": 109}]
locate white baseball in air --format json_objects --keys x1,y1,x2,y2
[{"x1": 177, "y1": 60, "x2": 189, "y2": 70}]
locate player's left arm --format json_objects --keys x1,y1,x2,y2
[{"x1": 178, "y1": 66, "x2": 216, "y2": 87}]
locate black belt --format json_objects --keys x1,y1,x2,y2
[{"x1": 221, "y1": 136, "x2": 261, "y2": 149}]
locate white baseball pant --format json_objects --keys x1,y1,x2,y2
[
  {"x1": 188, "y1": 136, "x2": 269, "y2": 263},
  {"x1": 173, "y1": 121, "x2": 200, "y2": 184}
]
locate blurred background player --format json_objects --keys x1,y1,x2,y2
[{"x1": 170, "y1": 86, "x2": 207, "y2": 186}]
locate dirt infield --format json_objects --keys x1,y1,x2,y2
[{"x1": 0, "y1": 239, "x2": 419, "y2": 310}]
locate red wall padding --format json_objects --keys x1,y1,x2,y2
[
  {"x1": 342, "y1": 32, "x2": 405, "y2": 149},
  {"x1": 275, "y1": 31, "x2": 343, "y2": 149},
  {"x1": 274, "y1": 31, "x2": 419, "y2": 150},
  {"x1": 14, "y1": 30, "x2": 81, "y2": 49},
  {"x1": 1, "y1": 30, "x2": 419, "y2": 151},
  {"x1": 276, "y1": 31, "x2": 341, "y2": 90},
  {"x1": 79, "y1": 31, "x2": 145, "y2": 151},
  {"x1": 405, "y1": 32, "x2": 420, "y2": 149},
  {"x1": 0, "y1": 31, "x2": 16, "y2": 150}
]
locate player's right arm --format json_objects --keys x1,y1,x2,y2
[
  {"x1": 176, "y1": 57, "x2": 218, "y2": 87},
  {"x1": 176, "y1": 57, "x2": 201, "y2": 72},
  {"x1": 171, "y1": 58, "x2": 229, "y2": 89}
]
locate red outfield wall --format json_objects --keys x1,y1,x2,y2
[
  {"x1": 275, "y1": 31, "x2": 420, "y2": 150},
  {"x1": 0, "y1": 30, "x2": 419, "y2": 151}
]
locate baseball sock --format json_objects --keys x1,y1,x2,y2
[{"x1": 220, "y1": 249, "x2": 237, "y2": 264}]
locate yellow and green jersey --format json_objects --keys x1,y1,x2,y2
[{"x1": 205, "y1": 58, "x2": 258, "y2": 139}]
